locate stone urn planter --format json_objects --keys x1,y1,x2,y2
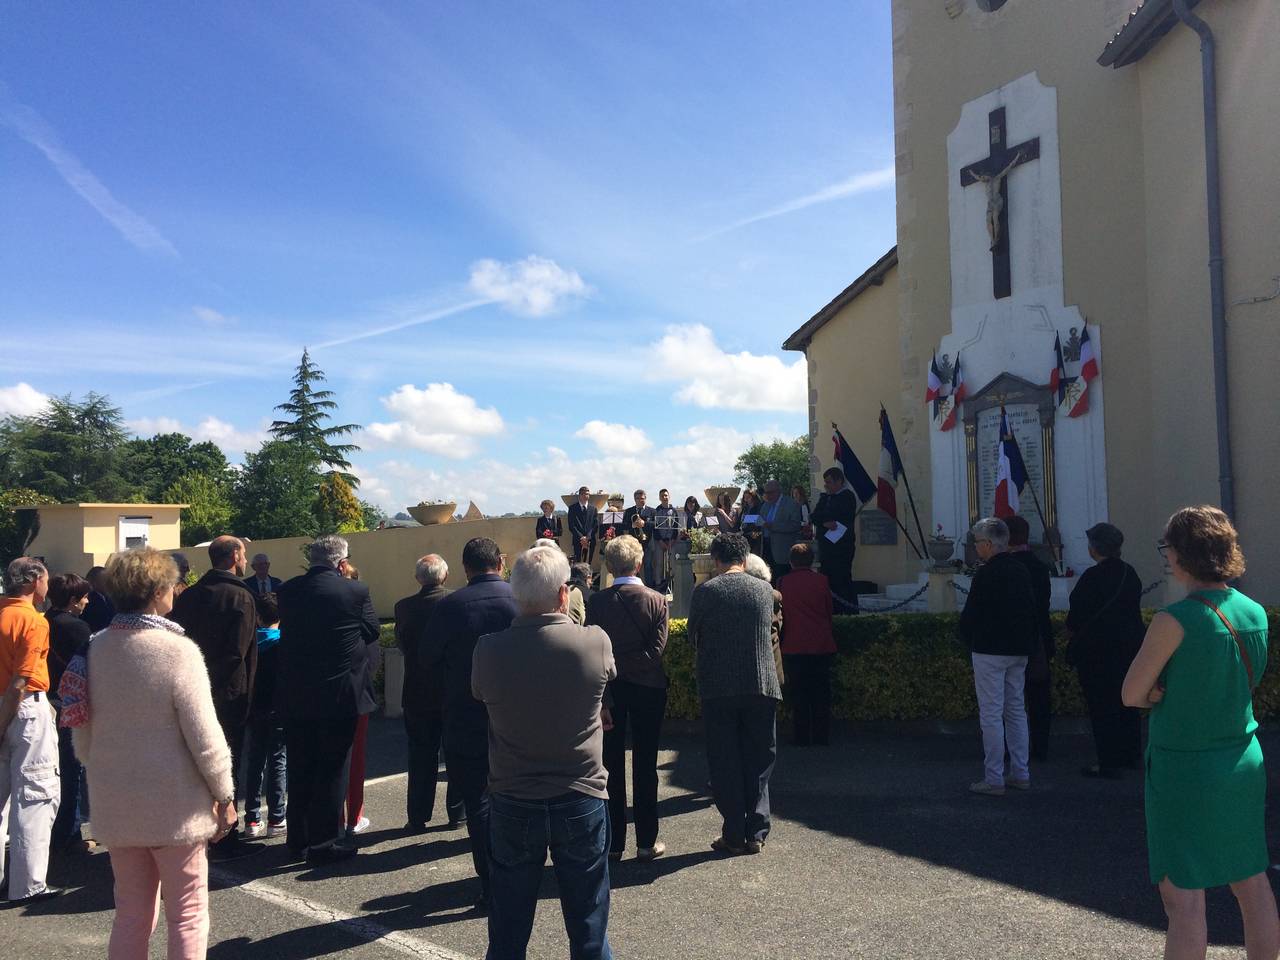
[
  {"x1": 927, "y1": 537, "x2": 957, "y2": 567},
  {"x1": 704, "y1": 485, "x2": 740, "y2": 509},
  {"x1": 407, "y1": 501, "x2": 456, "y2": 526},
  {"x1": 691, "y1": 553, "x2": 716, "y2": 585},
  {"x1": 561, "y1": 492, "x2": 613, "y2": 511}
]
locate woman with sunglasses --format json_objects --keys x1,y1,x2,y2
[{"x1": 1122, "y1": 506, "x2": 1276, "y2": 960}]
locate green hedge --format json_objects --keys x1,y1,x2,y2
[
  {"x1": 664, "y1": 609, "x2": 1280, "y2": 722},
  {"x1": 380, "y1": 610, "x2": 1280, "y2": 723}
]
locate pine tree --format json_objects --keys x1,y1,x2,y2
[{"x1": 270, "y1": 349, "x2": 360, "y2": 482}]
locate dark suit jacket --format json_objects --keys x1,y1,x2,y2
[
  {"x1": 170, "y1": 568, "x2": 259, "y2": 726},
  {"x1": 276, "y1": 566, "x2": 380, "y2": 721},
  {"x1": 621, "y1": 505, "x2": 656, "y2": 547},
  {"x1": 585, "y1": 582, "x2": 668, "y2": 689},
  {"x1": 958, "y1": 551, "x2": 1038, "y2": 657},
  {"x1": 1010, "y1": 549, "x2": 1054, "y2": 662},
  {"x1": 422, "y1": 573, "x2": 518, "y2": 757},
  {"x1": 244, "y1": 574, "x2": 284, "y2": 596},
  {"x1": 809, "y1": 490, "x2": 858, "y2": 558},
  {"x1": 394, "y1": 585, "x2": 452, "y2": 715},
  {"x1": 568, "y1": 502, "x2": 598, "y2": 544},
  {"x1": 534, "y1": 515, "x2": 562, "y2": 541}
]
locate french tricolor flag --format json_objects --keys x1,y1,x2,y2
[
  {"x1": 1068, "y1": 327, "x2": 1098, "y2": 417},
  {"x1": 877, "y1": 409, "x2": 904, "y2": 520},
  {"x1": 940, "y1": 354, "x2": 965, "y2": 431},
  {"x1": 925, "y1": 353, "x2": 943, "y2": 404},
  {"x1": 993, "y1": 408, "x2": 1028, "y2": 519},
  {"x1": 1049, "y1": 332, "x2": 1067, "y2": 405}
]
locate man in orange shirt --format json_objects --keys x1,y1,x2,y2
[{"x1": 0, "y1": 556, "x2": 63, "y2": 902}]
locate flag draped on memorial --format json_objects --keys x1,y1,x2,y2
[
  {"x1": 940, "y1": 354, "x2": 966, "y2": 431},
  {"x1": 1066, "y1": 326, "x2": 1098, "y2": 417},
  {"x1": 993, "y1": 407, "x2": 1028, "y2": 519},
  {"x1": 877, "y1": 409, "x2": 903, "y2": 519},
  {"x1": 1049, "y1": 332, "x2": 1068, "y2": 405},
  {"x1": 925, "y1": 353, "x2": 943, "y2": 404},
  {"x1": 832, "y1": 426, "x2": 877, "y2": 504}
]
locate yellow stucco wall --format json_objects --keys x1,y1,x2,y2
[
  {"x1": 887, "y1": 0, "x2": 1278, "y2": 600},
  {"x1": 26, "y1": 505, "x2": 185, "y2": 575},
  {"x1": 805, "y1": 263, "x2": 917, "y2": 591},
  {"x1": 178, "y1": 517, "x2": 553, "y2": 620}
]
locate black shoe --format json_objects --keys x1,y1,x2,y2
[
  {"x1": 208, "y1": 838, "x2": 257, "y2": 863},
  {"x1": 306, "y1": 841, "x2": 357, "y2": 865},
  {"x1": 448, "y1": 818, "x2": 465, "y2": 829},
  {"x1": 1081, "y1": 765, "x2": 1123, "y2": 780},
  {"x1": 404, "y1": 821, "x2": 428, "y2": 834}
]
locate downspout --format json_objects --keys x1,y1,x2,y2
[{"x1": 1172, "y1": 0, "x2": 1234, "y2": 518}]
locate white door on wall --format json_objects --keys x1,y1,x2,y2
[{"x1": 118, "y1": 516, "x2": 151, "y2": 550}]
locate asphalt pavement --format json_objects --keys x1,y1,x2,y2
[{"x1": 4, "y1": 715, "x2": 1278, "y2": 959}]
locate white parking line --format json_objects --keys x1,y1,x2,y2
[
  {"x1": 209, "y1": 865, "x2": 476, "y2": 959},
  {"x1": 364, "y1": 771, "x2": 409, "y2": 787}
]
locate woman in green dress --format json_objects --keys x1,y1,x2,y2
[{"x1": 1122, "y1": 505, "x2": 1278, "y2": 960}]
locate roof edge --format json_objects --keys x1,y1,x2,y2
[
  {"x1": 783, "y1": 246, "x2": 898, "y2": 352},
  {"x1": 1098, "y1": 0, "x2": 1201, "y2": 68}
]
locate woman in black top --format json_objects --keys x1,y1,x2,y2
[
  {"x1": 1066, "y1": 522, "x2": 1145, "y2": 777},
  {"x1": 739, "y1": 489, "x2": 764, "y2": 557},
  {"x1": 45, "y1": 573, "x2": 92, "y2": 851}
]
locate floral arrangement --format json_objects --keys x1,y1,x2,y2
[{"x1": 688, "y1": 526, "x2": 715, "y2": 555}]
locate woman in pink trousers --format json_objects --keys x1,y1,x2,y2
[{"x1": 70, "y1": 547, "x2": 236, "y2": 959}]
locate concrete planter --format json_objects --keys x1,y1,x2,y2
[
  {"x1": 691, "y1": 553, "x2": 715, "y2": 585},
  {"x1": 407, "y1": 502, "x2": 456, "y2": 525},
  {"x1": 704, "y1": 486, "x2": 740, "y2": 509},
  {"x1": 382, "y1": 646, "x2": 404, "y2": 719},
  {"x1": 561, "y1": 493, "x2": 613, "y2": 511}
]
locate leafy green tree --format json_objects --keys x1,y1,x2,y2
[
  {"x1": 270, "y1": 350, "x2": 360, "y2": 482},
  {"x1": 0, "y1": 393, "x2": 136, "y2": 501},
  {"x1": 314, "y1": 473, "x2": 364, "y2": 534},
  {"x1": 359, "y1": 500, "x2": 387, "y2": 531},
  {"x1": 733, "y1": 436, "x2": 810, "y2": 494},
  {"x1": 165, "y1": 472, "x2": 234, "y2": 546},
  {"x1": 231, "y1": 441, "x2": 319, "y2": 540},
  {"x1": 0, "y1": 488, "x2": 59, "y2": 567},
  {"x1": 121, "y1": 433, "x2": 230, "y2": 502}
]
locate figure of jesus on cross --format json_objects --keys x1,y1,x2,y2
[{"x1": 960, "y1": 106, "x2": 1040, "y2": 300}]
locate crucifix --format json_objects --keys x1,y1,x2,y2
[{"x1": 960, "y1": 107, "x2": 1040, "y2": 300}]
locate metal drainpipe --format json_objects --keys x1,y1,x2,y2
[{"x1": 1172, "y1": 0, "x2": 1235, "y2": 519}]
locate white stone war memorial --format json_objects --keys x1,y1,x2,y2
[{"x1": 786, "y1": 0, "x2": 1280, "y2": 609}]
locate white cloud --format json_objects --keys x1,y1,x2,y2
[
  {"x1": 364, "y1": 383, "x2": 504, "y2": 459},
  {"x1": 0, "y1": 382, "x2": 50, "y2": 418},
  {"x1": 648, "y1": 324, "x2": 806, "y2": 412},
  {"x1": 695, "y1": 164, "x2": 896, "y2": 241},
  {"x1": 193, "y1": 306, "x2": 235, "y2": 326},
  {"x1": 468, "y1": 255, "x2": 588, "y2": 316},
  {"x1": 0, "y1": 81, "x2": 178, "y2": 258},
  {"x1": 574, "y1": 420, "x2": 653, "y2": 455},
  {"x1": 350, "y1": 423, "x2": 792, "y2": 516},
  {"x1": 128, "y1": 415, "x2": 271, "y2": 459}
]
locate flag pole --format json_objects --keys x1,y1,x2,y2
[
  {"x1": 883, "y1": 404, "x2": 929, "y2": 557},
  {"x1": 833, "y1": 420, "x2": 923, "y2": 560},
  {"x1": 1004, "y1": 424, "x2": 1064, "y2": 576}
]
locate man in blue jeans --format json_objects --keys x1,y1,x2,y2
[{"x1": 472, "y1": 545, "x2": 617, "y2": 960}]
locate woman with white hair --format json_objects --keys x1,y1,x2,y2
[{"x1": 744, "y1": 554, "x2": 785, "y2": 689}]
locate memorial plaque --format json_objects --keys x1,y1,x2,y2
[
  {"x1": 859, "y1": 509, "x2": 898, "y2": 546},
  {"x1": 975, "y1": 402, "x2": 1046, "y2": 542}
]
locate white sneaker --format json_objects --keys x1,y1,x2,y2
[
  {"x1": 244, "y1": 821, "x2": 266, "y2": 838},
  {"x1": 266, "y1": 820, "x2": 287, "y2": 837},
  {"x1": 351, "y1": 816, "x2": 371, "y2": 835},
  {"x1": 969, "y1": 780, "x2": 1005, "y2": 796},
  {"x1": 1004, "y1": 778, "x2": 1031, "y2": 791}
]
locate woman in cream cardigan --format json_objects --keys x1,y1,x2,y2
[{"x1": 73, "y1": 547, "x2": 236, "y2": 960}]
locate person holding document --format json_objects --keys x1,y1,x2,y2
[
  {"x1": 739, "y1": 489, "x2": 764, "y2": 558},
  {"x1": 810, "y1": 467, "x2": 858, "y2": 608}
]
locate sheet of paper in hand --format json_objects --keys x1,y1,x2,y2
[
  {"x1": 825, "y1": 521, "x2": 848, "y2": 544},
  {"x1": 742, "y1": 514, "x2": 761, "y2": 525}
]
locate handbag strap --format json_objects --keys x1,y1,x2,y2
[{"x1": 1189, "y1": 593, "x2": 1254, "y2": 688}]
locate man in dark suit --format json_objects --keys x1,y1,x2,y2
[
  {"x1": 809, "y1": 467, "x2": 859, "y2": 608},
  {"x1": 586, "y1": 535, "x2": 669, "y2": 861},
  {"x1": 1005, "y1": 516, "x2": 1054, "y2": 762},
  {"x1": 276, "y1": 535, "x2": 379, "y2": 863},
  {"x1": 244, "y1": 553, "x2": 284, "y2": 596},
  {"x1": 567, "y1": 486, "x2": 598, "y2": 564},
  {"x1": 169, "y1": 535, "x2": 257, "y2": 858},
  {"x1": 423, "y1": 537, "x2": 517, "y2": 908},
  {"x1": 394, "y1": 553, "x2": 464, "y2": 832},
  {"x1": 622, "y1": 489, "x2": 657, "y2": 587},
  {"x1": 80, "y1": 566, "x2": 115, "y2": 632}
]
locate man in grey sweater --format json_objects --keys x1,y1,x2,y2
[
  {"x1": 472, "y1": 545, "x2": 616, "y2": 959},
  {"x1": 687, "y1": 532, "x2": 782, "y2": 856}
]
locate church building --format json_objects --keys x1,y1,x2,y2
[{"x1": 786, "y1": 0, "x2": 1279, "y2": 603}]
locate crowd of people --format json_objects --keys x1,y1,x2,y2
[{"x1": 0, "y1": 488, "x2": 1273, "y2": 960}]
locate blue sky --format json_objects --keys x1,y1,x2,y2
[{"x1": 0, "y1": 2, "x2": 896, "y2": 514}]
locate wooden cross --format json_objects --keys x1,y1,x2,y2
[{"x1": 960, "y1": 107, "x2": 1040, "y2": 300}]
